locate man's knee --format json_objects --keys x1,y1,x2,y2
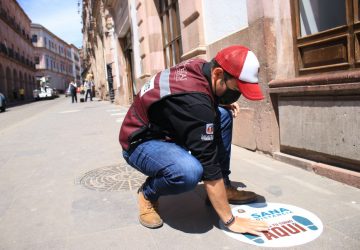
[
  {"x1": 183, "y1": 162, "x2": 203, "y2": 187},
  {"x1": 166, "y1": 161, "x2": 203, "y2": 192}
]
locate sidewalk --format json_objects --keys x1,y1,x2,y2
[
  {"x1": 0, "y1": 98, "x2": 358, "y2": 249},
  {"x1": 6, "y1": 98, "x2": 34, "y2": 108}
]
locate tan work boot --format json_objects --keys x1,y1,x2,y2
[
  {"x1": 138, "y1": 191, "x2": 163, "y2": 228},
  {"x1": 225, "y1": 185, "x2": 258, "y2": 204}
]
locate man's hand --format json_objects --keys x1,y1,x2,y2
[
  {"x1": 228, "y1": 217, "x2": 268, "y2": 236},
  {"x1": 204, "y1": 179, "x2": 268, "y2": 235},
  {"x1": 222, "y1": 102, "x2": 240, "y2": 117}
]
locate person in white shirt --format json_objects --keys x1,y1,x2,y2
[{"x1": 84, "y1": 80, "x2": 92, "y2": 102}]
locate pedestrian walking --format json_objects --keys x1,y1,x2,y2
[
  {"x1": 69, "y1": 80, "x2": 77, "y2": 103},
  {"x1": 84, "y1": 80, "x2": 92, "y2": 101},
  {"x1": 19, "y1": 87, "x2": 25, "y2": 100},
  {"x1": 90, "y1": 80, "x2": 95, "y2": 98},
  {"x1": 120, "y1": 45, "x2": 268, "y2": 234}
]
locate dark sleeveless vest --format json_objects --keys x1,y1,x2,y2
[{"x1": 119, "y1": 59, "x2": 214, "y2": 150}]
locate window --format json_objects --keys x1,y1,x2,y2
[
  {"x1": 158, "y1": 0, "x2": 182, "y2": 68},
  {"x1": 32, "y1": 34, "x2": 38, "y2": 43},
  {"x1": 35, "y1": 56, "x2": 39, "y2": 64},
  {"x1": 292, "y1": 0, "x2": 360, "y2": 74},
  {"x1": 299, "y1": 0, "x2": 346, "y2": 36}
]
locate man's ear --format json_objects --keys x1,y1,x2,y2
[{"x1": 211, "y1": 67, "x2": 224, "y2": 81}]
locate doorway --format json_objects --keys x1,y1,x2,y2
[{"x1": 122, "y1": 29, "x2": 135, "y2": 104}]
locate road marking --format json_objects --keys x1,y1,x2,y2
[
  {"x1": 106, "y1": 109, "x2": 122, "y2": 112},
  {"x1": 107, "y1": 108, "x2": 127, "y2": 123},
  {"x1": 59, "y1": 110, "x2": 80, "y2": 114}
]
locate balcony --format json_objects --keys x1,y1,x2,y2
[
  {"x1": 0, "y1": 42, "x2": 8, "y2": 55},
  {"x1": 0, "y1": 44, "x2": 36, "y2": 69},
  {"x1": 8, "y1": 49, "x2": 14, "y2": 58},
  {"x1": 0, "y1": 8, "x2": 34, "y2": 45}
]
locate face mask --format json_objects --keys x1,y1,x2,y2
[{"x1": 218, "y1": 82, "x2": 241, "y2": 105}]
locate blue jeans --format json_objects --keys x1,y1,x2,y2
[{"x1": 122, "y1": 106, "x2": 233, "y2": 201}]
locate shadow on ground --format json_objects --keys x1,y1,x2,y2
[
  {"x1": 158, "y1": 182, "x2": 266, "y2": 234},
  {"x1": 159, "y1": 184, "x2": 217, "y2": 234}
]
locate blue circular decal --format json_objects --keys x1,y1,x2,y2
[{"x1": 220, "y1": 203, "x2": 323, "y2": 247}]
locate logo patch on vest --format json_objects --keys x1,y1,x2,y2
[
  {"x1": 201, "y1": 123, "x2": 214, "y2": 141},
  {"x1": 206, "y1": 123, "x2": 214, "y2": 134},
  {"x1": 140, "y1": 76, "x2": 155, "y2": 97},
  {"x1": 201, "y1": 134, "x2": 214, "y2": 141}
]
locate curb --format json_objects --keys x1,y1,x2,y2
[{"x1": 273, "y1": 152, "x2": 360, "y2": 189}]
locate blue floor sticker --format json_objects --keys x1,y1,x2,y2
[{"x1": 220, "y1": 203, "x2": 323, "y2": 247}]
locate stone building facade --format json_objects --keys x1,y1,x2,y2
[
  {"x1": 71, "y1": 44, "x2": 82, "y2": 84},
  {"x1": 31, "y1": 24, "x2": 75, "y2": 91},
  {"x1": 82, "y1": 0, "x2": 109, "y2": 100},
  {"x1": 0, "y1": 0, "x2": 36, "y2": 100},
  {"x1": 82, "y1": 0, "x2": 360, "y2": 187}
]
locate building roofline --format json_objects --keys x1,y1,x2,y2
[
  {"x1": 31, "y1": 23, "x2": 72, "y2": 48},
  {"x1": 70, "y1": 44, "x2": 80, "y2": 50},
  {"x1": 14, "y1": 1, "x2": 32, "y2": 23}
]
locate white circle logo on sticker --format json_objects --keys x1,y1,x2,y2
[{"x1": 220, "y1": 203, "x2": 323, "y2": 247}]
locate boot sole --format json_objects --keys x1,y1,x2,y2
[
  {"x1": 139, "y1": 218, "x2": 163, "y2": 229},
  {"x1": 228, "y1": 196, "x2": 258, "y2": 205}
]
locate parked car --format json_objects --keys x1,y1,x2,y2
[
  {"x1": 33, "y1": 75, "x2": 57, "y2": 100},
  {"x1": 0, "y1": 92, "x2": 6, "y2": 112},
  {"x1": 33, "y1": 86, "x2": 55, "y2": 100}
]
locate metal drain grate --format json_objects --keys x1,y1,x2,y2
[{"x1": 77, "y1": 163, "x2": 146, "y2": 191}]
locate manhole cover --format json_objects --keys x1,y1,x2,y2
[{"x1": 77, "y1": 163, "x2": 146, "y2": 191}]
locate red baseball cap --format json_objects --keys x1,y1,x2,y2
[{"x1": 215, "y1": 45, "x2": 264, "y2": 100}]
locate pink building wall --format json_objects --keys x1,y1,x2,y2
[
  {"x1": 31, "y1": 24, "x2": 74, "y2": 91},
  {"x1": 0, "y1": 0, "x2": 36, "y2": 100}
]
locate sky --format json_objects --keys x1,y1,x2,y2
[{"x1": 18, "y1": 0, "x2": 83, "y2": 48}]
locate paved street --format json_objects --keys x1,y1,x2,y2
[{"x1": 0, "y1": 97, "x2": 359, "y2": 250}]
